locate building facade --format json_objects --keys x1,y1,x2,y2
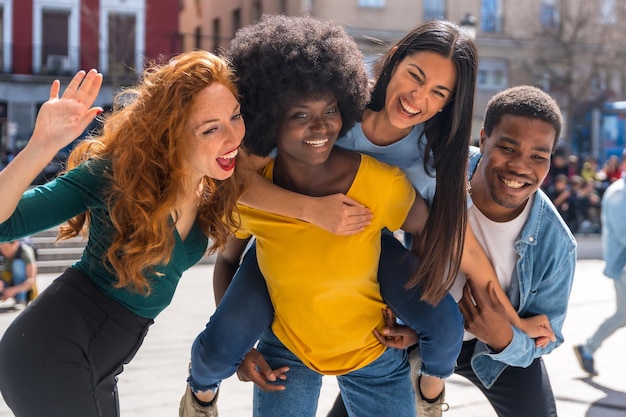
[
  {"x1": 0, "y1": 0, "x2": 180, "y2": 157},
  {"x1": 180, "y1": 0, "x2": 626, "y2": 156}
]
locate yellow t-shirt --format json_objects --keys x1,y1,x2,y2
[{"x1": 235, "y1": 153, "x2": 416, "y2": 375}]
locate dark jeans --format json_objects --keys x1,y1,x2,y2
[
  {"x1": 189, "y1": 233, "x2": 463, "y2": 390},
  {"x1": 326, "y1": 338, "x2": 558, "y2": 417},
  {"x1": 0, "y1": 268, "x2": 153, "y2": 417},
  {"x1": 454, "y1": 339, "x2": 557, "y2": 417}
]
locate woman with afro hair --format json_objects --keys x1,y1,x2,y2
[{"x1": 180, "y1": 14, "x2": 422, "y2": 417}]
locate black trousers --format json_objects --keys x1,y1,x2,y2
[
  {"x1": 0, "y1": 268, "x2": 153, "y2": 417},
  {"x1": 327, "y1": 339, "x2": 558, "y2": 417}
]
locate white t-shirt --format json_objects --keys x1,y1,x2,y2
[{"x1": 450, "y1": 195, "x2": 534, "y2": 341}]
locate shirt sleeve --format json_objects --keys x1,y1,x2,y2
[
  {"x1": 0, "y1": 159, "x2": 107, "y2": 241},
  {"x1": 377, "y1": 162, "x2": 417, "y2": 232}
]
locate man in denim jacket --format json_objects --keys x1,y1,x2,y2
[
  {"x1": 328, "y1": 86, "x2": 576, "y2": 417},
  {"x1": 449, "y1": 86, "x2": 576, "y2": 417},
  {"x1": 574, "y1": 171, "x2": 626, "y2": 376}
]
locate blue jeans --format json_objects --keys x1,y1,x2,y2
[
  {"x1": 1, "y1": 259, "x2": 28, "y2": 303},
  {"x1": 253, "y1": 329, "x2": 415, "y2": 417},
  {"x1": 188, "y1": 234, "x2": 463, "y2": 391},
  {"x1": 585, "y1": 269, "x2": 626, "y2": 353}
]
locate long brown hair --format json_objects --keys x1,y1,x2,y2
[
  {"x1": 371, "y1": 20, "x2": 478, "y2": 305},
  {"x1": 59, "y1": 50, "x2": 248, "y2": 293}
]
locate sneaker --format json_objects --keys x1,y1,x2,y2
[
  {"x1": 573, "y1": 345, "x2": 598, "y2": 376},
  {"x1": 408, "y1": 348, "x2": 449, "y2": 417},
  {"x1": 179, "y1": 385, "x2": 218, "y2": 417}
]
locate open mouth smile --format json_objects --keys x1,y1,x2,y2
[{"x1": 399, "y1": 98, "x2": 421, "y2": 116}]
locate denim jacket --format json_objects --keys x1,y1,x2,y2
[
  {"x1": 601, "y1": 176, "x2": 626, "y2": 280},
  {"x1": 467, "y1": 147, "x2": 577, "y2": 388}
]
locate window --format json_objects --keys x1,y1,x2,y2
[
  {"x1": 480, "y1": 0, "x2": 502, "y2": 33},
  {"x1": 252, "y1": 1, "x2": 262, "y2": 22},
  {"x1": 33, "y1": 0, "x2": 80, "y2": 75},
  {"x1": 359, "y1": 0, "x2": 385, "y2": 8},
  {"x1": 477, "y1": 59, "x2": 507, "y2": 90},
  {"x1": 108, "y1": 13, "x2": 136, "y2": 77},
  {"x1": 540, "y1": 0, "x2": 559, "y2": 29},
  {"x1": 232, "y1": 8, "x2": 241, "y2": 36},
  {"x1": 99, "y1": 1, "x2": 145, "y2": 79},
  {"x1": 42, "y1": 10, "x2": 70, "y2": 75},
  {"x1": 212, "y1": 18, "x2": 221, "y2": 53},
  {"x1": 423, "y1": 0, "x2": 445, "y2": 21},
  {"x1": 194, "y1": 26, "x2": 202, "y2": 50}
]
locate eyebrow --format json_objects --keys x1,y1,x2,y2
[
  {"x1": 196, "y1": 103, "x2": 241, "y2": 128},
  {"x1": 291, "y1": 97, "x2": 337, "y2": 109},
  {"x1": 500, "y1": 136, "x2": 552, "y2": 154},
  {"x1": 408, "y1": 63, "x2": 453, "y2": 94}
]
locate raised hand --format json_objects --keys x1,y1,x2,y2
[
  {"x1": 0, "y1": 69, "x2": 103, "y2": 222},
  {"x1": 30, "y1": 69, "x2": 103, "y2": 155}
]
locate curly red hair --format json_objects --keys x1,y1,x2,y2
[{"x1": 60, "y1": 51, "x2": 248, "y2": 293}]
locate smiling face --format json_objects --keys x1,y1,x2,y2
[
  {"x1": 473, "y1": 114, "x2": 556, "y2": 222},
  {"x1": 384, "y1": 50, "x2": 457, "y2": 130},
  {"x1": 275, "y1": 93, "x2": 342, "y2": 166},
  {"x1": 184, "y1": 82, "x2": 245, "y2": 182}
]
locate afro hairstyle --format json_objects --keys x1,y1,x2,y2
[{"x1": 226, "y1": 14, "x2": 370, "y2": 157}]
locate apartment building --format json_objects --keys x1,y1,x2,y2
[
  {"x1": 0, "y1": 0, "x2": 180, "y2": 157},
  {"x1": 180, "y1": 0, "x2": 626, "y2": 156}
]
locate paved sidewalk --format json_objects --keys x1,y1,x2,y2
[{"x1": 1, "y1": 258, "x2": 625, "y2": 416}]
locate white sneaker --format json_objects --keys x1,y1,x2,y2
[
  {"x1": 408, "y1": 348, "x2": 449, "y2": 417},
  {"x1": 179, "y1": 385, "x2": 218, "y2": 417}
]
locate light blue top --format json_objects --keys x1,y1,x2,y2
[
  {"x1": 601, "y1": 175, "x2": 626, "y2": 279},
  {"x1": 337, "y1": 123, "x2": 436, "y2": 205},
  {"x1": 467, "y1": 147, "x2": 577, "y2": 388}
]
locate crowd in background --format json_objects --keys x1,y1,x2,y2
[{"x1": 541, "y1": 148, "x2": 626, "y2": 234}]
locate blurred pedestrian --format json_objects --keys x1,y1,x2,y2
[
  {"x1": 0, "y1": 239, "x2": 38, "y2": 309},
  {"x1": 574, "y1": 172, "x2": 626, "y2": 376}
]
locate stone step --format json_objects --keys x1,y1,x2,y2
[{"x1": 28, "y1": 227, "x2": 215, "y2": 275}]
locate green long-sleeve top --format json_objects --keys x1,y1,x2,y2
[{"x1": 0, "y1": 159, "x2": 209, "y2": 319}]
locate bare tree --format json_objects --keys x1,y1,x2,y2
[{"x1": 526, "y1": 0, "x2": 626, "y2": 155}]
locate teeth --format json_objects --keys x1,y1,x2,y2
[
  {"x1": 219, "y1": 148, "x2": 239, "y2": 159},
  {"x1": 304, "y1": 139, "x2": 328, "y2": 148},
  {"x1": 400, "y1": 98, "x2": 420, "y2": 115},
  {"x1": 501, "y1": 178, "x2": 525, "y2": 189}
]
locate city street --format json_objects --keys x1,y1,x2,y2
[{"x1": 1, "y1": 250, "x2": 625, "y2": 416}]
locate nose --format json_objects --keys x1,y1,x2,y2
[
  {"x1": 411, "y1": 85, "x2": 428, "y2": 106},
  {"x1": 506, "y1": 153, "x2": 532, "y2": 175},
  {"x1": 227, "y1": 118, "x2": 245, "y2": 148},
  {"x1": 309, "y1": 116, "x2": 330, "y2": 134}
]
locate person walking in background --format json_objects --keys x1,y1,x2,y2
[
  {"x1": 574, "y1": 172, "x2": 626, "y2": 376},
  {"x1": 0, "y1": 239, "x2": 38, "y2": 310},
  {"x1": 0, "y1": 50, "x2": 248, "y2": 417}
]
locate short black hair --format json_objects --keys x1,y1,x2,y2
[
  {"x1": 483, "y1": 85, "x2": 563, "y2": 151},
  {"x1": 226, "y1": 14, "x2": 370, "y2": 156}
]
